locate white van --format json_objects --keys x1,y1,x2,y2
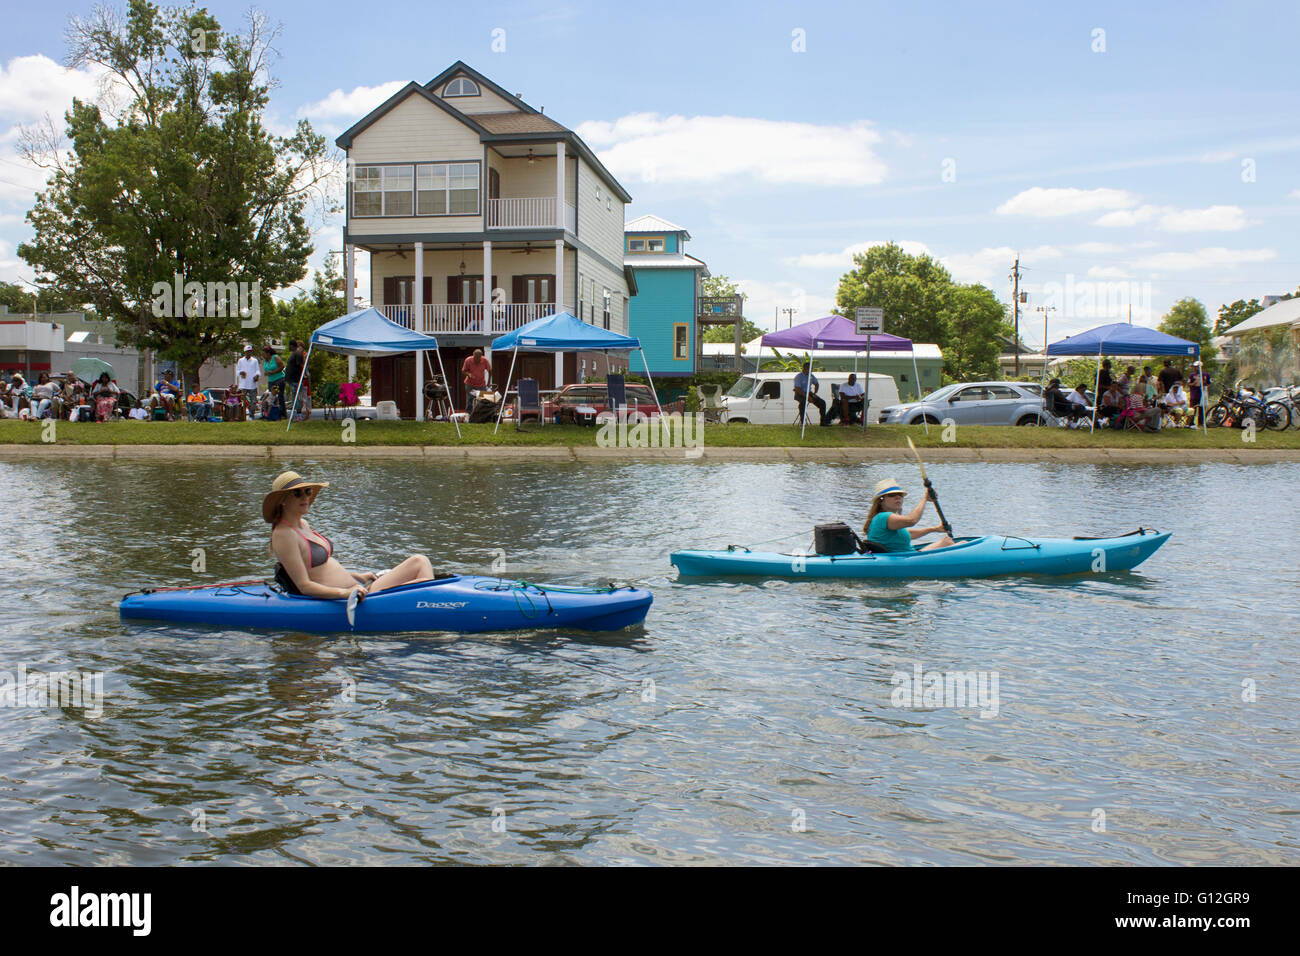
[{"x1": 721, "y1": 371, "x2": 900, "y2": 425}]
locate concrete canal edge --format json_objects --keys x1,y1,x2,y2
[{"x1": 2, "y1": 443, "x2": 1300, "y2": 464}]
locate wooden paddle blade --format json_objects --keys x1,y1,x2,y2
[{"x1": 906, "y1": 436, "x2": 929, "y2": 483}]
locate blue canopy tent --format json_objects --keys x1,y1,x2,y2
[
  {"x1": 288, "y1": 307, "x2": 459, "y2": 436},
  {"x1": 1046, "y1": 322, "x2": 1204, "y2": 432},
  {"x1": 490, "y1": 311, "x2": 661, "y2": 432}
]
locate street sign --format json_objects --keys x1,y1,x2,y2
[{"x1": 855, "y1": 306, "x2": 884, "y2": 334}]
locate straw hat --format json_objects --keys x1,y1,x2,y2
[
  {"x1": 871, "y1": 479, "x2": 905, "y2": 502},
  {"x1": 262, "y1": 470, "x2": 328, "y2": 523}
]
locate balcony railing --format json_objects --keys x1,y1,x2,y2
[
  {"x1": 380, "y1": 303, "x2": 556, "y2": 335},
  {"x1": 486, "y1": 197, "x2": 577, "y2": 232},
  {"x1": 698, "y1": 295, "x2": 744, "y2": 319}
]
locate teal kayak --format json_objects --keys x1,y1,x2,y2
[{"x1": 670, "y1": 529, "x2": 1170, "y2": 580}]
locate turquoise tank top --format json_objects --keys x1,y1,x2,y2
[{"x1": 868, "y1": 511, "x2": 914, "y2": 552}]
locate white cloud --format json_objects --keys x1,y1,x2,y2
[
  {"x1": 1157, "y1": 205, "x2": 1248, "y2": 232},
  {"x1": 1094, "y1": 205, "x2": 1160, "y2": 227},
  {"x1": 785, "y1": 240, "x2": 932, "y2": 270},
  {"x1": 1199, "y1": 149, "x2": 1236, "y2": 163},
  {"x1": 578, "y1": 113, "x2": 889, "y2": 186},
  {"x1": 996, "y1": 187, "x2": 1138, "y2": 218},
  {"x1": 735, "y1": 278, "x2": 837, "y2": 334},
  {"x1": 1288, "y1": 188, "x2": 1300, "y2": 199},
  {"x1": 941, "y1": 245, "x2": 1060, "y2": 287},
  {"x1": 1086, "y1": 266, "x2": 1131, "y2": 279},
  {"x1": 297, "y1": 81, "x2": 407, "y2": 122},
  {"x1": 0, "y1": 55, "x2": 108, "y2": 124},
  {"x1": 1133, "y1": 247, "x2": 1276, "y2": 271},
  {"x1": 1071, "y1": 241, "x2": 1126, "y2": 255}
]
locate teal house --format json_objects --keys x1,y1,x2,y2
[{"x1": 625, "y1": 215, "x2": 708, "y2": 377}]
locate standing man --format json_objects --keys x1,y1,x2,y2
[
  {"x1": 793, "y1": 362, "x2": 827, "y2": 426},
  {"x1": 1157, "y1": 358, "x2": 1182, "y2": 396},
  {"x1": 235, "y1": 344, "x2": 261, "y2": 417},
  {"x1": 285, "y1": 340, "x2": 309, "y2": 418},
  {"x1": 461, "y1": 348, "x2": 492, "y2": 409}
]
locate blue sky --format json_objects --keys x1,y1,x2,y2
[{"x1": 1, "y1": 0, "x2": 1297, "y2": 345}]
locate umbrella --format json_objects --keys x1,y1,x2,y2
[{"x1": 71, "y1": 357, "x2": 114, "y2": 384}]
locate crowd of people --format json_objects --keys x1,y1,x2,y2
[
  {"x1": 1043, "y1": 358, "x2": 1208, "y2": 431},
  {"x1": 0, "y1": 340, "x2": 318, "y2": 424}
]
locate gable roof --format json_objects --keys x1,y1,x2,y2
[
  {"x1": 335, "y1": 62, "x2": 634, "y2": 205},
  {"x1": 425, "y1": 61, "x2": 539, "y2": 114},
  {"x1": 626, "y1": 214, "x2": 690, "y2": 238},
  {"x1": 335, "y1": 81, "x2": 488, "y2": 149}
]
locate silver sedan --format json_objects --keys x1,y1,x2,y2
[{"x1": 879, "y1": 381, "x2": 1048, "y2": 426}]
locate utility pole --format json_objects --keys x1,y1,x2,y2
[
  {"x1": 1010, "y1": 257, "x2": 1022, "y2": 376},
  {"x1": 781, "y1": 307, "x2": 798, "y2": 329}
]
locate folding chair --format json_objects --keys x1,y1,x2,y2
[
  {"x1": 517, "y1": 378, "x2": 543, "y2": 425},
  {"x1": 696, "y1": 384, "x2": 725, "y2": 424},
  {"x1": 606, "y1": 374, "x2": 627, "y2": 419}
]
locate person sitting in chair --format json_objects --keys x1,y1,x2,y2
[
  {"x1": 863, "y1": 480, "x2": 955, "y2": 553},
  {"x1": 793, "y1": 362, "x2": 827, "y2": 426},
  {"x1": 263, "y1": 471, "x2": 435, "y2": 599},
  {"x1": 832, "y1": 373, "x2": 866, "y2": 425},
  {"x1": 1099, "y1": 382, "x2": 1126, "y2": 425}
]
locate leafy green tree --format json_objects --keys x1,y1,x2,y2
[
  {"x1": 701, "y1": 274, "x2": 745, "y2": 300},
  {"x1": 0, "y1": 281, "x2": 84, "y2": 315},
  {"x1": 1215, "y1": 298, "x2": 1263, "y2": 336},
  {"x1": 1158, "y1": 297, "x2": 1217, "y2": 366},
  {"x1": 273, "y1": 258, "x2": 369, "y2": 391},
  {"x1": 835, "y1": 242, "x2": 952, "y2": 348},
  {"x1": 18, "y1": 2, "x2": 334, "y2": 387},
  {"x1": 702, "y1": 318, "x2": 763, "y2": 344},
  {"x1": 941, "y1": 284, "x2": 1005, "y2": 381}
]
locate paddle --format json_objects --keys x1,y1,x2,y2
[
  {"x1": 346, "y1": 586, "x2": 365, "y2": 629},
  {"x1": 906, "y1": 436, "x2": 952, "y2": 537}
]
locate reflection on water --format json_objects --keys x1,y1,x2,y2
[{"x1": 0, "y1": 458, "x2": 1297, "y2": 864}]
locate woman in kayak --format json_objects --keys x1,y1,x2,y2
[
  {"x1": 863, "y1": 479, "x2": 955, "y2": 552},
  {"x1": 263, "y1": 470, "x2": 435, "y2": 599}
]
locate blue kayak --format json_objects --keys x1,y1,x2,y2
[
  {"x1": 671, "y1": 530, "x2": 1170, "y2": 580},
  {"x1": 119, "y1": 575, "x2": 653, "y2": 634}
]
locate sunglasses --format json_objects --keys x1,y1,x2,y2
[{"x1": 290, "y1": 488, "x2": 312, "y2": 498}]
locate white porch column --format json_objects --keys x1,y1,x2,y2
[
  {"x1": 555, "y1": 141, "x2": 566, "y2": 229},
  {"x1": 554, "y1": 238, "x2": 565, "y2": 387},
  {"x1": 414, "y1": 241, "x2": 424, "y2": 421},
  {"x1": 483, "y1": 239, "x2": 493, "y2": 339},
  {"x1": 345, "y1": 243, "x2": 356, "y2": 380}
]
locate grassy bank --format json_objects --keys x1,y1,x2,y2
[{"x1": 3, "y1": 419, "x2": 1300, "y2": 449}]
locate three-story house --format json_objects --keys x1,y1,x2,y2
[{"x1": 338, "y1": 61, "x2": 635, "y2": 416}]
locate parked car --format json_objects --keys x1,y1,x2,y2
[
  {"x1": 879, "y1": 381, "x2": 1048, "y2": 426},
  {"x1": 543, "y1": 383, "x2": 661, "y2": 424},
  {"x1": 721, "y1": 371, "x2": 900, "y2": 424}
]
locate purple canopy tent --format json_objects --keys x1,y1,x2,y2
[{"x1": 758, "y1": 315, "x2": 925, "y2": 436}]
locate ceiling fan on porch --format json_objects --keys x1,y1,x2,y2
[{"x1": 509, "y1": 243, "x2": 541, "y2": 255}]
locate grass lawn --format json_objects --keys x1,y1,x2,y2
[{"x1": 3, "y1": 418, "x2": 1300, "y2": 449}]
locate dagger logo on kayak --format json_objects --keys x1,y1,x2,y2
[{"x1": 416, "y1": 601, "x2": 469, "y2": 609}]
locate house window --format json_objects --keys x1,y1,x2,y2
[
  {"x1": 602, "y1": 289, "x2": 611, "y2": 329},
  {"x1": 647, "y1": 237, "x2": 664, "y2": 252},
  {"x1": 353, "y1": 165, "x2": 413, "y2": 217},
  {"x1": 628, "y1": 239, "x2": 645, "y2": 252},
  {"x1": 673, "y1": 323, "x2": 688, "y2": 359},
  {"x1": 444, "y1": 76, "x2": 480, "y2": 97},
  {"x1": 416, "y1": 163, "x2": 479, "y2": 215}
]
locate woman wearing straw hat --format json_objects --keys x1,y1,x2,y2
[
  {"x1": 263, "y1": 471, "x2": 435, "y2": 599},
  {"x1": 863, "y1": 479, "x2": 955, "y2": 553}
]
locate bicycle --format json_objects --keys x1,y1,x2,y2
[{"x1": 1206, "y1": 382, "x2": 1290, "y2": 431}]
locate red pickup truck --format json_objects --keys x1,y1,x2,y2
[{"x1": 542, "y1": 383, "x2": 661, "y2": 423}]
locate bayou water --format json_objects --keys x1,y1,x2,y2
[{"x1": 0, "y1": 458, "x2": 1296, "y2": 865}]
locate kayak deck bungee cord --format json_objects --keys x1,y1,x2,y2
[{"x1": 120, "y1": 574, "x2": 653, "y2": 634}]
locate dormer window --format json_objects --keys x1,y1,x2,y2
[
  {"x1": 443, "y1": 76, "x2": 480, "y2": 97},
  {"x1": 646, "y1": 237, "x2": 665, "y2": 252},
  {"x1": 628, "y1": 239, "x2": 645, "y2": 252}
]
